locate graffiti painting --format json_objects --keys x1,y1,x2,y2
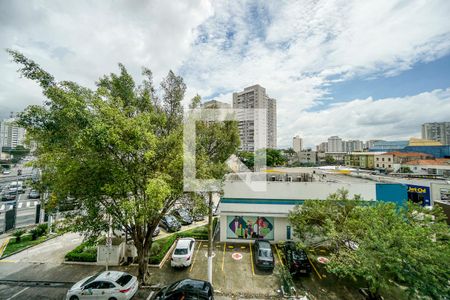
[{"x1": 227, "y1": 216, "x2": 274, "y2": 240}]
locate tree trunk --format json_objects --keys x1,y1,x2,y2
[{"x1": 136, "y1": 239, "x2": 151, "y2": 284}]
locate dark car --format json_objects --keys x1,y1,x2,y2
[
  {"x1": 152, "y1": 279, "x2": 214, "y2": 300},
  {"x1": 253, "y1": 239, "x2": 275, "y2": 271},
  {"x1": 28, "y1": 189, "x2": 40, "y2": 199},
  {"x1": 193, "y1": 211, "x2": 205, "y2": 222},
  {"x1": 283, "y1": 241, "x2": 311, "y2": 275},
  {"x1": 159, "y1": 215, "x2": 181, "y2": 232},
  {"x1": 173, "y1": 208, "x2": 193, "y2": 225}
]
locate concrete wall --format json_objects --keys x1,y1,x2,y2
[{"x1": 223, "y1": 181, "x2": 376, "y2": 201}]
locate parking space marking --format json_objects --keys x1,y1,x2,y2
[
  {"x1": 221, "y1": 242, "x2": 226, "y2": 272},
  {"x1": 249, "y1": 242, "x2": 255, "y2": 276},
  {"x1": 274, "y1": 245, "x2": 284, "y2": 267},
  {"x1": 6, "y1": 287, "x2": 29, "y2": 300},
  {"x1": 189, "y1": 241, "x2": 202, "y2": 273},
  {"x1": 308, "y1": 255, "x2": 322, "y2": 280}
]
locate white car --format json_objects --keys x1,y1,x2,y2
[
  {"x1": 66, "y1": 271, "x2": 138, "y2": 300},
  {"x1": 171, "y1": 238, "x2": 195, "y2": 268}
]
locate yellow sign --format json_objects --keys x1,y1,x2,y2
[{"x1": 408, "y1": 187, "x2": 427, "y2": 194}]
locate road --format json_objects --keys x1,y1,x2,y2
[{"x1": 0, "y1": 170, "x2": 42, "y2": 233}]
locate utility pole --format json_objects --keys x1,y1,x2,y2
[{"x1": 207, "y1": 191, "x2": 213, "y2": 284}]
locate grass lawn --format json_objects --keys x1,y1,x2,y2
[{"x1": 2, "y1": 235, "x2": 49, "y2": 257}]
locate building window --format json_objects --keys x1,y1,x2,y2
[
  {"x1": 388, "y1": 158, "x2": 391, "y2": 161},
  {"x1": 382, "y1": 158, "x2": 385, "y2": 161},
  {"x1": 377, "y1": 164, "x2": 379, "y2": 167},
  {"x1": 388, "y1": 165, "x2": 391, "y2": 168}
]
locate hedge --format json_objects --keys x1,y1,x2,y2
[
  {"x1": 149, "y1": 234, "x2": 177, "y2": 264},
  {"x1": 65, "y1": 242, "x2": 97, "y2": 262}
]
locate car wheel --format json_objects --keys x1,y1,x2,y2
[
  {"x1": 108, "y1": 298, "x2": 117, "y2": 300},
  {"x1": 69, "y1": 296, "x2": 79, "y2": 300}
]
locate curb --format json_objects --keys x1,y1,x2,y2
[{"x1": 0, "y1": 233, "x2": 60, "y2": 260}]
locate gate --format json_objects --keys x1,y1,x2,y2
[{"x1": 5, "y1": 209, "x2": 15, "y2": 231}]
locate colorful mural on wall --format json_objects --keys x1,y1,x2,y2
[{"x1": 227, "y1": 216, "x2": 274, "y2": 240}]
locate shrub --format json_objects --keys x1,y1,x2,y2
[
  {"x1": 65, "y1": 241, "x2": 97, "y2": 262},
  {"x1": 12, "y1": 230, "x2": 25, "y2": 243},
  {"x1": 149, "y1": 234, "x2": 177, "y2": 264},
  {"x1": 36, "y1": 224, "x2": 48, "y2": 235},
  {"x1": 150, "y1": 242, "x2": 161, "y2": 257},
  {"x1": 9, "y1": 236, "x2": 17, "y2": 244},
  {"x1": 20, "y1": 233, "x2": 33, "y2": 242},
  {"x1": 29, "y1": 229, "x2": 39, "y2": 240}
]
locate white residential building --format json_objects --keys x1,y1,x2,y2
[
  {"x1": 232, "y1": 85, "x2": 277, "y2": 151},
  {"x1": 0, "y1": 118, "x2": 26, "y2": 149},
  {"x1": 422, "y1": 122, "x2": 450, "y2": 145},
  {"x1": 327, "y1": 136, "x2": 343, "y2": 152},
  {"x1": 293, "y1": 135, "x2": 303, "y2": 153}
]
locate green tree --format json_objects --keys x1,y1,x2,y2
[
  {"x1": 325, "y1": 155, "x2": 336, "y2": 165},
  {"x1": 289, "y1": 191, "x2": 450, "y2": 299},
  {"x1": 9, "y1": 49, "x2": 186, "y2": 283}
]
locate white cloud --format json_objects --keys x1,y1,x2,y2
[
  {"x1": 1, "y1": 0, "x2": 450, "y2": 147},
  {"x1": 292, "y1": 88, "x2": 450, "y2": 148}
]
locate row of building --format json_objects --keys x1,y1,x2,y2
[{"x1": 217, "y1": 171, "x2": 450, "y2": 243}]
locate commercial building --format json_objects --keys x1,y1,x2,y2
[
  {"x1": 345, "y1": 152, "x2": 385, "y2": 169},
  {"x1": 422, "y1": 122, "x2": 450, "y2": 145},
  {"x1": 369, "y1": 138, "x2": 450, "y2": 158},
  {"x1": 374, "y1": 152, "x2": 433, "y2": 172},
  {"x1": 0, "y1": 118, "x2": 26, "y2": 149},
  {"x1": 402, "y1": 158, "x2": 450, "y2": 178},
  {"x1": 218, "y1": 173, "x2": 412, "y2": 243},
  {"x1": 232, "y1": 85, "x2": 277, "y2": 151},
  {"x1": 327, "y1": 136, "x2": 343, "y2": 152},
  {"x1": 293, "y1": 135, "x2": 302, "y2": 153},
  {"x1": 369, "y1": 140, "x2": 409, "y2": 152}
]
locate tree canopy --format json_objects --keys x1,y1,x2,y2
[
  {"x1": 8, "y1": 49, "x2": 238, "y2": 283},
  {"x1": 289, "y1": 190, "x2": 450, "y2": 299}
]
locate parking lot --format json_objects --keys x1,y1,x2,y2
[{"x1": 148, "y1": 241, "x2": 281, "y2": 298}]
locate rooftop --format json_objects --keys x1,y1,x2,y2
[
  {"x1": 383, "y1": 151, "x2": 433, "y2": 157},
  {"x1": 405, "y1": 158, "x2": 450, "y2": 166}
]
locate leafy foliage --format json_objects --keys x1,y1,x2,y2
[{"x1": 289, "y1": 190, "x2": 450, "y2": 299}]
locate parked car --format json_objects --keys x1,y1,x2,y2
[
  {"x1": 2, "y1": 170, "x2": 11, "y2": 175},
  {"x1": 66, "y1": 271, "x2": 138, "y2": 300},
  {"x1": 28, "y1": 189, "x2": 40, "y2": 199},
  {"x1": 253, "y1": 239, "x2": 275, "y2": 271},
  {"x1": 152, "y1": 279, "x2": 214, "y2": 300},
  {"x1": 171, "y1": 237, "x2": 195, "y2": 268},
  {"x1": 173, "y1": 208, "x2": 193, "y2": 225},
  {"x1": 193, "y1": 211, "x2": 205, "y2": 222},
  {"x1": 159, "y1": 215, "x2": 181, "y2": 232},
  {"x1": 1, "y1": 191, "x2": 16, "y2": 201},
  {"x1": 283, "y1": 241, "x2": 311, "y2": 275},
  {"x1": 152, "y1": 225, "x2": 160, "y2": 237}
]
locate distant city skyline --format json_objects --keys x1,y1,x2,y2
[{"x1": 1, "y1": 1, "x2": 450, "y2": 148}]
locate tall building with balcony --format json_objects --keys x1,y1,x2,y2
[
  {"x1": 0, "y1": 118, "x2": 26, "y2": 149},
  {"x1": 232, "y1": 85, "x2": 277, "y2": 151},
  {"x1": 293, "y1": 135, "x2": 303, "y2": 153},
  {"x1": 422, "y1": 122, "x2": 450, "y2": 145},
  {"x1": 327, "y1": 136, "x2": 343, "y2": 152}
]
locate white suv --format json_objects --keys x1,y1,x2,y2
[{"x1": 171, "y1": 238, "x2": 195, "y2": 268}]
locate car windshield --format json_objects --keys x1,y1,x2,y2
[
  {"x1": 293, "y1": 251, "x2": 307, "y2": 260},
  {"x1": 174, "y1": 248, "x2": 188, "y2": 255},
  {"x1": 81, "y1": 274, "x2": 99, "y2": 287},
  {"x1": 258, "y1": 249, "x2": 271, "y2": 258},
  {"x1": 116, "y1": 274, "x2": 132, "y2": 286},
  {"x1": 179, "y1": 210, "x2": 188, "y2": 217}
]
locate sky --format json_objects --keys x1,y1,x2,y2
[{"x1": 1, "y1": 0, "x2": 450, "y2": 149}]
